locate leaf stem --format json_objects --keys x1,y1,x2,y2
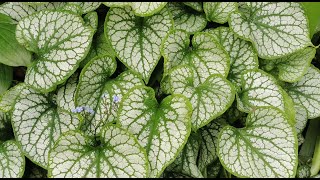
[
  {"x1": 299, "y1": 118, "x2": 320, "y2": 163},
  {"x1": 311, "y1": 135, "x2": 320, "y2": 176}
]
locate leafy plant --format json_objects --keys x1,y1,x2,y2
[{"x1": 1, "y1": 1, "x2": 320, "y2": 178}]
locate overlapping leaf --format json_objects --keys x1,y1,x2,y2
[
  {"x1": 218, "y1": 107, "x2": 298, "y2": 178},
  {"x1": 75, "y1": 55, "x2": 144, "y2": 136},
  {"x1": 0, "y1": 83, "x2": 26, "y2": 112},
  {"x1": 80, "y1": 24, "x2": 116, "y2": 68},
  {"x1": 183, "y1": 2, "x2": 203, "y2": 12},
  {"x1": 48, "y1": 125, "x2": 149, "y2": 178},
  {"x1": 66, "y1": 2, "x2": 101, "y2": 14},
  {"x1": 165, "y1": 65, "x2": 235, "y2": 130},
  {"x1": 284, "y1": 65, "x2": 320, "y2": 119},
  {"x1": 0, "y1": 14, "x2": 32, "y2": 66},
  {"x1": 229, "y1": 2, "x2": 312, "y2": 59},
  {"x1": 117, "y1": 86, "x2": 192, "y2": 177},
  {"x1": 56, "y1": 73, "x2": 78, "y2": 112},
  {"x1": 161, "y1": 30, "x2": 230, "y2": 85},
  {"x1": 260, "y1": 47, "x2": 316, "y2": 82},
  {"x1": 198, "y1": 118, "x2": 227, "y2": 173},
  {"x1": 0, "y1": 2, "x2": 65, "y2": 22},
  {"x1": 203, "y1": 2, "x2": 237, "y2": 24},
  {"x1": 294, "y1": 104, "x2": 308, "y2": 134},
  {"x1": 15, "y1": 10, "x2": 94, "y2": 92},
  {"x1": 205, "y1": 27, "x2": 259, "y2": 90},
  {"x1": 83, "y1": 11, "x2": 98, "y2": 31},
  {"x1": 0, "y1": 64, "x2": 12, "y2": 95},
  {"x1": 0, "y1": 111, "x2": 25, "y2": 178},
  {"x1": 105, "y1": 6, "x2": 173, "y2": 83},
  {"x1": 0, "y1": 141, "x2": 25, "y2": 178},
  {"x1": 166, "y1": 2, "x2": 207, "y2": 34},
  {"x1": 103, "y1": 2, "x2": 167, "y2": 17},
  {"x1": 237, "y1": 69, "x2": 291, "y2": 116},
  {"x1": 166, "y1": 133, "x2": 203, "y2": 178},
  {"x1": 12, "y1": 87, "x2": 81, "y2": 168}
]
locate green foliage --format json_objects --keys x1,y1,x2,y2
[{"x1": 0, "y1": 2, "x2": 320, "y2": 178}]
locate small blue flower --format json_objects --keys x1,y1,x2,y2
[
  {"x1": 113, "y1": 95, "x2": 120, "y2": 103},
  {"x1": 71, "y1": 109, "x2": 77, "y2": 113}
]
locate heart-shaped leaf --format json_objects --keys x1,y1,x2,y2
[
  {"x1": 203, "y1": 2, "x2": 237, "y2": 24},
  {"x1": 237, "y1": 69, "x2": 290, "y2": 115},
  {"x1": 15, "y1": 10, "x2": 94, "y2": 92},
  {"x1": 218, "y1": 107, "x2": 298, "y2": 178},
  {"x1": 0, "y1": 2, "x2": 65, "y2": 22},
  {"x1": 117, "y1": 85, "x2": 192, "y2": 177},
  {"x1": 198, "y1": 117, "x2": 227, "y2": 173},
  {"x1": 0, "y1": 83, "x2": 26, "y2": 112},
  {"x1": 165, "y1": 65, "x2": 235, "y2": 130},
  {"x1": 166, "y1": 133, "x2": 203, "y2": 178},
  {"x1": 0, "y1": 140, "x2": 25, "y2": 178},
  {"x1": 105, "y1": 6, "x2": 173, "y2": 83},
  {"x1": 103, "y1": 2, "x2": 167, "y2": 17},
  {"x1": 161, "y1": 30, "x2": 230, "y2": 84},
  {"x1": 229, "y1": 2, "x2": 312, "y2": 59},
  {"x1": 0, "y1": 63, "x2": 12, "y2": 95},
  {"x1": 260, "y1": 47, "x2": 316, "y2": 83},
  {"x1": 284, "y1": 65, "x2": 320, "y2": 119},
  {"x1": 0, "y1": 13, "x2": 32, "y2": 67},
  {"x1": 75, "y1": 55, "x2": 144, "y2": 136},
  {"x1": 205, "y1": 27, "x2": 259, "y2": 90},
  {"x1": 183, "y1": 2, "x2": 203, "y2": 12},
  {"x1": 166, "y1": 2, "x2": 207, "y2": 34},
  {"x1": 48, "y1": 125, "x2": 149, "y2": 178},
  {"x1": 12, "y1": 87, "x2": 81, "y2": 168}
]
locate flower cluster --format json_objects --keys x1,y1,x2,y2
[{"x1": 71, "y1": 106, "x2": 95, "y2": 115}]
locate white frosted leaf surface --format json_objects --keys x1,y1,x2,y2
[
  {"x1": 167, "y1": 65, "x2": 235, "y2": 130},
  {"x1": 205, "y1": 27, "x2": 259, "y2": 90},
  {"x1": 83, "y1": 11, "x2": 98, "y2": 31},
  {"x1": 203, "y1": 2, "x2": 237, "y2": 24},
  {"x1": 0, "y1": 2, "x2": 65, "y2": 22},
  {"x1": 76, "y1": 55, "x2": 144, "y2": 136},
  {"x1": 68, "y1": 2, "x2": 101, "y2": 14},
  {"x1": 238, "y1": 69, "x2": 286, "y2": 113},
  {"x1": 103, "y1": 2, "x2": 167, "y2": 16},
  {"x1": 84, "y1": 70, "x2": 144, "y2": 136},
  {"x1": 229, "y1": 2, "x2": 311, "y2": 59},
  {"x1": 15, "y1": 10, "x2": 94, "y2": 92},
  {"x1": 48, "y1": 125, "x2": 148, "y2": 178},
  {"x1": 162, "y1": 30, "x2": 230, "y2": 84},
  {"x1": 102, "y1": 2, "x2": 131, "y2": 7},
  {"x1": 0, "y1": 141, "x2": 25, "y2": 178},
  {"x1": 183, "y1": 2, "x2": 203, "y2": 12},
  {"x1": 285, "y1": 65, "x2": 320, "y2": 119},
  {"x1": 166, "y1": 2, "x2": 207, "y2": 34},
  {"x1": 57, "y1": 73, "x2": 78, "y2": 112},
  {"x1": 198, "y1": 118, "x2": 226, "y2": 172},
  {"x1": 76, "y1": 55, "x2": 116, "y2": 112},
  {"x1": 260, "y1": 47, "x2": 316, "y2": 82},
  {"x1": 218, "y1": 107, "x2": 297, "y2": 178},
  {"x1": 106, "y1": 7, "x2": 172, "y2": 83},
  {"x1": 12, "y1": 88, "x2": 81, "y2": 168},
  {"x1": 166, "y1": 133, "x2": 203, "y2": 178},
  {"x1": 131, "y1": 2, "x2": 167, "y2": 16},
  {"x1": 0, "y1": 83, "x2": 26, "y2": 112},
  {"x1": 294, "y1": 104, "x2": 308, "y2": 134},
  {"x1": 118, "y1": 86, "x2": 192, "y2": 177}
]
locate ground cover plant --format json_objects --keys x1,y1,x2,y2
[{"x1": 1, "y1": 2, "x2": 320, "y2": 178}]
